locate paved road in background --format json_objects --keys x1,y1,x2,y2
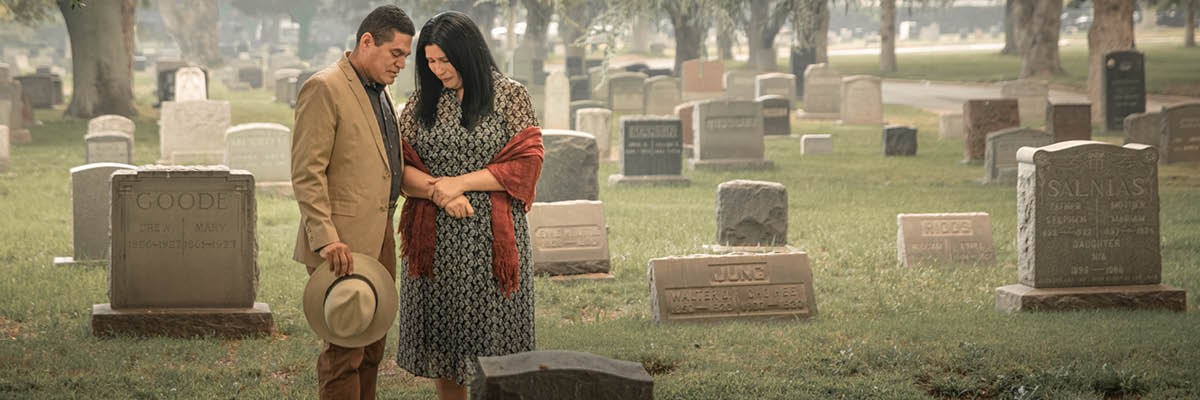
[{"x1": 882, "y1": 80, "x2": 1194, "y2": 114}]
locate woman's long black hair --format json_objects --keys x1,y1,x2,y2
[{"x1": 413, "y1": 11, "x2": 499, "y2": 130}]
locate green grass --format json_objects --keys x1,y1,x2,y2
[
  {"x1": 2, "y1": 69, "x2": 1200, "y2": 399},
  {"x1": 828, "y1": 42, "x2": 1200, "y2": 97}
]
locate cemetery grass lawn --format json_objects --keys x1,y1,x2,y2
[
  {"x1": 1, "y1": 73, "x2": 1199, "y2": 399},
  {"x1": 828, "y1": 42, "x2": 1200, "y2": 98}
]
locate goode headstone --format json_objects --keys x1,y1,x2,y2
[
  {"x1": 527, "y1": 200, "x2": 612, "y2": 277},
  {"x1": 536, "y1": 130, "x2": 599, "y2": 202},
  {"x1": 716, "y1": 180, "x2": 787, "y2": 246},
  {"x1": 224, "y1": 123, "x2": 291, "y2": 183},
  {"x1": 896, "y1": 212, "x2": 996, "y2": 267},
  {"x1": 723, "y1": 70, "x2": 757, "y2": 100},
  {"x1": 839, "y1": 75, "x2": 883, "y2": 125},
  {"x1": 607, "y1": 72, "x2": 647, "y2": 114},
  {"x1": 159, "y1": 100, "x2": 231, "y2": 165},
  {"x1": 609, "y1": 116, "x2": 689, "y2": 186},
  {"x1": 758, "y1": 95, "x2": 791, "y2": 136},
  {"x1": 643, "y1": 76, "x2": 680, "y2": 116},
  {"x1": 1101, "y1": 50, "x2": 1145, "y2": 131},
  {"x1": 996, "y1": 141, "x2": 1186, "y2": 312},
  {"x1": 1000, "y1": 79, "x2": 1049, "y2": 123},
  {"x1": 1046, "y1": 103, "x2": 1092, "y2": 142},
  {"x1": 883, "y1": 125, "x2": 917, "y2": 156},
  {"x1": 755, "y1": 73, "x2": 795, "y2": 100},
  {"x1": 939, "y1": 112, "x2": 964, "y2": 140},
  {"x1": 801, "y1": 63, "x2": 841, "y2": 119},
  {"x1": 963, "y1": 99, "x2": 1020, "y2": 162},
  {"x1": 1122, "y1": 111, "x2": 1161, "y2": 146},
  {"x1": 92, "y1": 166, "x2": 273, "y2": 337},
  {"x1": 648, "y1": 252, "x2": 817, "y2": 322},
  {"x1": 174, "y1": 67, "x2": 208, "y2": 101},
  {"x1": 690, "y1": 99, "x2": 772, "y2": 170},
  {"x1": 984, "y1": 127, "x2": 1053, "y2": 184},
  {"x1": 800, "y1": 134, "x2": 832, "y2": 155},
  {"x1": 1159, "y1": 102, "x2": 1200, "y2": 164},
  {"x1": 84, "y1": 131, "x2": 134, "y2": 164},
  {"x1": 544, "y1": 71, "x2": 570, "y2": 129},
  {"x1": 470, "y1": 351, "x2": 652, "y2": 400},
  {"x1": 61, "y1": 163, "x2": 137, "y2": 264},
  {"x1": 576, "y1": 108, "x2": 613, "y2": 161}
]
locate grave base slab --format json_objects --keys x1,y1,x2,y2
[
  {"x1": 607, "y1": 174, "x2": 691, "y2": 187},
  {"x1": 91, "y1": 302, "x2": 274, "y2": 338},
  {"x1": 546, "y1": 272, "x2": 616, "y2": 282},
  {"x1": 534, "y1": 259, "x2": 610, "y2": 276},
  {"x1": 52, "y1": 256, "x2": 104, "y2": 267},
  {"x1": 687, "y1": 159, "x2": 774, "y2": 171},
  {"x1": 995, "y1": 284, "x2": 1186, "y2": 313},
  {"x1": 702, "y1": 244, "x2": 800, "y2": 254}
]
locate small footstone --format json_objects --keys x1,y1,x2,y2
[{"x1": 470, "y1": 350, "x2": 653, "y2": 400}]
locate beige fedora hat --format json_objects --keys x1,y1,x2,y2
[{"x1": 303, "y1": 252, "x2": 398, "y2": 348}]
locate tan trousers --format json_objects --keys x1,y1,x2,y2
[{"x1": 308, "y1": 211, "x2": 397, "y2": 400}]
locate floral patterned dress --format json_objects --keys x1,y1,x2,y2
[{"x1": 394, "y1": 71, "x2": 538, "y2": 384}]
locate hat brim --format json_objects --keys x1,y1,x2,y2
[{"x1": 303, "y1": 252, "x2": 398, "y2": 348}]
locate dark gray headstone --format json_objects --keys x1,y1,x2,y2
[
  {"x1": 618, "y1": 116, "x2": 683, "y2": 176},
  {"x1": 790, "y1": 48, "x2": 816, "y2": 98},
  {"x1": 1046, "y1": 102, "x2": 1092, "y2": 142},
  {"x1": 536, "y1": 129, "x2": 599, "y2": 202},
  {"x1": 569, "y1": 75, "x2": 590, "y2": 103},
  {"x1": 644, "y1": 68, "x2": 672, "y2": 77},
  {"x1": 1160, "y1": 102, "x2": 1200, "y2": 164},
  {"x1": 717, "y1": 179, "x2": 787, "y2": 246},
  {"x1": 565, "y1": 56, "x2": 584, "y2": 77},
  {"x1": 1123, "y1": 111, "x2": 1161, "y2": 146},
  {"x1": 470, "y1": 351, "x2": 653, "y2": 400},
  {"x1": 1101, "y1": 50, "x2": 1145, "y2": 131},
  {"x1": 984, "y1": 127, "x2": 1052, "y2": 183},
  {"x1": 883, "y1": 125, "x2": 917, "y2": 156},
  {"x1": 237, "y1": 66, "x2": 263, "y2": 89},
  {"x1": 758, "y1": 95, "x2": 791, "y2": 136}
]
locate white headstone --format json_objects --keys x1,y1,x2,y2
[
  {"x1": 174, "y1": 67, "x2": 207, "y2": 101},
  {"x1": 800, "y1": 134, "x2": 833, "y2": 155},
  {"x1": 70, "y1": 163, "x2": 137, "y2": 262},
  {"x1": 224, "y1": 122, "x2": 291, "y2": 183},
  {"x1": 85, "y1": 131, "x2": 134, "y2": 164},
  {"x1": 159, "y1": 100, "x2": 231, "y2": 165},
  {"x1": 576, "y1": 108, "x2": 613, "y2": 161},
  {"x1": 544, "y1": 71, "x2": 570, "y2": 129},
  {"x1": 840, "y1": 75, "x2": 883, "y2": 125}
]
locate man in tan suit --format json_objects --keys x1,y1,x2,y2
[{"x1": 291, "y1": 5, "x2": 413, "y2": 399}]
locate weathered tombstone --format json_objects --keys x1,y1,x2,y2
[
  {"x1": 883, "y1": 125, "x2": 918, "y2": 156},
  {"x1": 674, "y1": 101, "x2": 700, "y2": 157},
  {"x1": 1159, "y1": 102, "x2": 1200, "y2": 164},
  {"x1": 470, "y1": 351, "x2": 652, "y2": 400},
  {"x1": 963, "y1": 99, "x2": 1020, "y2": 162},
  {"x1": 839, "y1": 75, "x2": 883, "y2": 125},
  {"x1": 526, "y1": 200, "x2": 612, "y2": 279},
  {"x1": 92, "y1": 166, "x2": 272, "y2": 337},
  {"x1": 1000, "y1": 79, "x2": 1049, "y2": 123},
  {"x1": 938, "y1": 112, "x2": 964, "y2": 140},
  {"x1": 984, "y1": 127, "x2": 1053, "y2": 184},
  {"x1": 237, "y1": 65, "x2": 263, "y2": 89},
  {"x1": 1045, "y1": 102, "x2": 1092, "y2": 142},
  {"x1": 576, "y1": 108, "x2": 612, "y2": 161},
  {"x1": 609, "y1": 116, "x2": 689, "y2": 186},
  {"x1": 996, "y1": 141, "x2": 1186, "y2": 312},
  {"x1": 722, "y1": 70, "x2": 757, "y2": 100},
  {"x1": 14, "y1": 72, "x2": 58, "y2": 108},
  {"x1": 568, "y1": 75, "x2": 589, "y2": 102},
  {"x1": 535, "y1": 130, "x2": 599, "y2": 202},
  {"x1": 224, "y1": 123, "x2": 291, "y2": 183},
  {"x1": 587, "y1": 66, "x2": 611, "y2": 104},
  {"x1": 154, "y1": 60, "x2": 187, "y2": 104},
  {"x1": 790, "y1": 48, "x2": 816, "y2": 98},
  {"x1": 159, "y1": 100, "x2": 231, "y2": 165},
  {"x1": 800, "y1": 134, "x2": 832, "y2": 155},
  {"x1": 801, "y1": 63, "x2": 842, "y2": 119},
  {"x1": 690, "y1": 99, "x2": 773, "y2": 170},
  {"x1": 173, "y1": 67, "x2": 208, "y2": 101},
  {"x1": 607, "y1": 72, "x2": 647, "y2": 114},
  {"x1": 273, "y1": 68, "x2": 302, "y2": 104},
  {"x1": 758, "y1": 95, "x2": 791, "y2": 136},
  {"x1": 544, "y1": 71, "x2": 570, "y2": 129},
  {"x1": 509, "y1": 44, "x2": 545, "y2": 87},
  {"x1": 717, "y1": 180, "x2": 787, "y2": 246},
  {"x1": 896, "y1": 213, "x2": 995, "y2": 267},
  {"x1": 755, "y1": 72, "x2": 796, "y2": 100},
  {"x1": 680, "y1": 59, "x2": 724, "y2": 101},
  {"x1": 1101, "y1": 50, "x2": 1145, "y2": 131},
  {"x1": 642, "y1": 76, "x2": 680, "y2": 116},
  {"x1": 84, "y1": 131, "x2": 134, "y2": 164},
  {"x1": 0, "y1": 125, "x2": 7, "y2": 172},
  {"x1": 0, "y1": 80, "x2": 27, "y2": 144},
  {"x1": 88, "y1": 114, "x2": 135, "y2": 137},
  {"x1": 54, "y1": 163, "x2": 137, "y2": 266},
  {"x1": 565, "y1": 56, "x2": 584, "y2": 76},
  {"x1": 1123, "y1": 111, "x2": 1161, "y2": 146},
  {"x1": 568, "y1": 100, "x2": 606, "y2": 131},
  {"x1": 648, "y1": 252, "x2": 817, "y2": 322}
]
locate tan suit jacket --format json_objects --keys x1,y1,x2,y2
[{"x1": 292, "y1": 53, "x2": 403, "y2": 267}]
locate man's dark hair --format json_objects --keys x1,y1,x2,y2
[
  {"x1": 356, "y1": 5, "x2": 415, "y2": 47},
  {"x1": 413, "y1": 11, "x2": 499, "y2": 130}
]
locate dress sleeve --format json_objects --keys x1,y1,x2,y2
[{"x1": 501, "y1": 78, "x2": 539, "y2": 136}]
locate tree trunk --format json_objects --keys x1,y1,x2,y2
[
  {"x1": 1088, "y1": 0, "x2": 1136, "y2": 124},
  {"x1": 717, "y1": 26, "x2": 734, "y2": 60},
  {"x1": 58, "y1": 0, "x2": 138, "y2": 118},
  {"x1": 816, "y1": 4, "x2": 829, "y2": 63},
  {"x1": 159, "y1": 0, "x2": 222, "y2": 68},
  {"x1": 880, "y1": 0, "x2": 896, "y2": 72},
  {"x1": 1187, "y1": 0, "x2": 1197, "y2": 48},
  {"x1": 747, "y1": 0, "x2": 767, "y2": 69},
  {"x1": 1011, "y1": 0, "x2": 1035, "y2": 55},
  {"x1": 1020, "y1": 0, "x2": 1064, "y2": 78},
  {"x1": 665, "y1": 3, "x2": 708, "y2": 75},
  {"x1": 521, "y1": 0, "x2": 553, "y2": 59},
  {"x1": 1001, "y1": 0, "x2": 1017, "y2": 54}
]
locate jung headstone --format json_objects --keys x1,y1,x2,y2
[
  {"x1": 1122, "y1": 111, "x2": 1161, "y2": 146},
  {"x1": 527, "y1": 200, "x2": 611, "y2": 277},
  {"x1": 723, "y1": 70, "x2": 757, "y2": 100},
  {"x1": 755, "y1": 73, "x2": 795, "y2": 100},
  {"x1": 470, "y1": 351, "x2": 652, "y2": 400},
  {"x1": 801, "y1": 64, "x2": 841, "y2": 119},
  {"x1": 897, "y1": 213, "x2": 996, "y2": 267},
  {"x1": 996, "y1": 141, "x2": 1185, "y2": 312},
  {"x1": 607, "y1": 72, "x2": 647, "y2": 114},
  {"x1": 84, "y1": 131, "x2": 134, "y2": 164},
  {"x1": 174, "y1": 67, "x2": 208, "y2": 101},
  {"x1": 576, "y1": 108, "x2": 613, "y2": 161},
  {"x1": 1000, "y1": 79, "x2": 1048, "y2": 123},
  {"x1": 648, "y1": 252, "x2": 817, "y2": 322},
  {"x1": 159, "y1": 100, "x2": 231, "y2": 165},
  {"x1": 984, "y1": 127, "x2": 1052, "y2": 184},
  {"x1": 1101, "y1": 50, "x2": 1145, "y2": 131},
  {"x1": 800, "y1": 134, "x2": 832, "y2": 155},
  {"x1": 536, "y1": 130, "x2": 599, "y2": 202},
  {"x1": 839, "y1": 75, "x2": 883, "y2": 125},
  {"x1": 758, "y1": 95, "x2": 791, "y2": 136},
  {"x1": 690, "y1": 99, "x2": 772, "y2": 170},
  {"x1": 883, "y1": 125, "x2": 917, "y2": 156},
  {"x1": 609, "y1": 116, "x2": 688, "y2": 186},
  {"x1": 61, "y1": 163, "x2": 137, "y2": 264},
  {"x1": 224, "y1": 123, "x2": 291, "y2": 183},
  {"x1": 1159, "y1": 102, "x2": 1200, "y2": 164},
  {"x1": 716, "y1": 180, "x2": 787, "y2": 246},
  {"x1": 939, "y1": 112, "x2": 964, "y2": 140},
  {"x1": 643, "y1": 76, "x2": 680, "y2": 116},
  {"x1": 963, "y1": 99, "x2": 1020, "y2": 162},
  {"x1": 1046, "y1": 103, "x2": 1092, "y2": 142}
]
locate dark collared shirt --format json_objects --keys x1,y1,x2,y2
[{"x1": 349, "y1": 60, "x2": 404, "y2": 205}]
